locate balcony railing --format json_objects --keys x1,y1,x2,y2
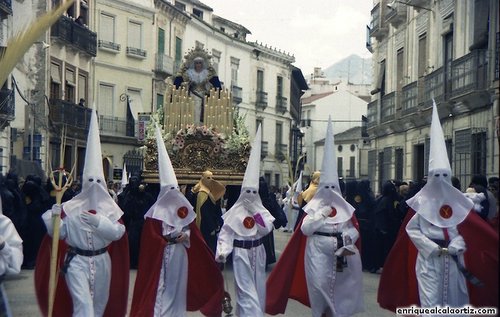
[
  {"x1": 275, "y1": 143, "x2": 287, "y2": 161},
  {"x1": 424, "y1": 67, "x2": 444, "y2": 106},
  {"x1": 385, "y1": 1, "x2": 407, "y2": 27},
  {"x1": 51, "y1": 15, "x2": 97, "y2": 57},
  {"x1": 0, "y1": 87, "x2": 15, "y2": 121},
  {"x1": 256, "y1": 90, "x2": 268, "y2": 109},
  {"x1": 401, "y1": 81, "x2": 418, "y2": 116},
  {"x1": 367, "y1": 100, "x2": 378, "y2": 129},
  {"x1": 276, "y1": 95, "x2": 287, "y2": 113},
  {"x1": 98, "y1": 40, "x2": 120, "y2": 52},
  {"x1": 261, "y1": 141, "x2": 268, "y2": 158},
  {"x1": 99, "y1": 115, "x2": 135, "y2": 137},
  {"x1": 49, "y1": 99, "x2": 92, "y2": 130},
  {"x1": 369, "y1": 2, "x2": 388, "y2": 40},
  {"x1": 232, "y1": 85, "x2": 242, "y2": 105},
  {"x1": 155, "y1": 53, "x2": 174, "y2": 75},
  {"x1": 0, "y1": 0, "x2": 12, "y2": 16},
  {"x1": 381, "y1": 92, "x2": 396, "y2": 123},
  {"x1": 450, "y1": 49, "x2": 488, "y2": 99},
  {"x1": 127, "y1": 47, "x2": 147, "y2": 58}
]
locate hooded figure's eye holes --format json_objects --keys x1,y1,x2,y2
[
  {"x1": 170, "y1": 186, "x2": 175, "y2": 190},
  {"x1": 435, "y1": 174, "x2": 440, "y2": 177},
  {"x1": 246, "y1": 189, "x2": 251, "y2": 193},
  {"x1": 97, "y1": 179, "x2": 101, "y2": 183},
  {"x1": 443, "y1": 173, "x2": 448, "y2": 177},
  {"x1": 252, "y1": 190, "x2": 257, "y2": 194},
  {"x1": 89, "y1": 178, "x2": 94, "y2": 182}
]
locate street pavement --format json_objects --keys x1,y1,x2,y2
[{"x1": 4, "y1": 229, "x2": 395, "y2": 316}]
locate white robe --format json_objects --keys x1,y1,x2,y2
[
  {"x1": 0, "y1": 214, "x2": 23, "y2": 317},
  {"x1": 301, "y1": 213, "x2": 364, "y2": 317},
  {"x1": 153, "y1": 223, "x2": 190, "y2": 317},
  {"x1": 406, "y1": 214, "x2": 469, "y2": 309},
  {"x1": 42, "y1": 209, "x2": 125, "y2": 317},
  {"x1": 216, "y1": 213, "x2": 274, "y2": 317}
]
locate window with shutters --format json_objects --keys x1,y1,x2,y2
[
  {"x1": 175, "y1": 37, "x2": 182, "y2": 71},
  {"x1": 50, "y1": 63, "x2": 61, "y2": 100},
  {"x1": 230, "y1": 57, "x2": 239, "y2": 86},
  {"x1": 395, "y1": 148, "x2": 403, "y2": 181},
  {"x1": 99, "y1": 13, "x2": 119, "y2": 51},
  {"x1": 157, "y1": 28, "x2": 165, "y2": 54},
  {"x1": 368, "y1": 150, "x2": 376, "y2": 188},
  {"x1": 338, "y1": 157, "x2": 343, "y2": 177},
  {"x1": 127, "y1": 21, "x2": 146, "y2": 58},
  {"x1": 396, "y1": 49, "x2": 404, "y2": 96},
  {"x1": 78, "y1": 73, "x2": 87, "y2": 104},
  {"x1": 454, "y1": 129, "x2": 471, "y2": 187},
  {"x1": 471, "y1": 131, "x2": 486, "y2": 175},
  {"x1": 98, "y1": 83, "x2": 114, "y2": 117},
  {"x1": 65, "y1": 68, "x2": 76, "y2": 103}
]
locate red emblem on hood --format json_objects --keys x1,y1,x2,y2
[
  {"x1": 243, "y1": 216, "x2": 255, "y2": 229},
  {"x1": 329, "y1": 207, "x2": 337, "y2": 218},
  {"x1": 177, "y1": 206, "x2": 188, "y2": 219},
  {"x1": 439, "y1": 205, "x2": 453, "y2": 219}
]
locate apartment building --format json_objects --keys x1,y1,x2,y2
[{"x1": 367, "y1": 0, "x2": 499, "y2": 193}]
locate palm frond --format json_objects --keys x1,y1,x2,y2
[{"x1": 0, "y1": 0, "x2": 75, "y2": 87}]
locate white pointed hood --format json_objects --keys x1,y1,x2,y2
[
  {"x1": 304, "y1": 117, "x2": 355, "y2": 224},
  {"x1": 121, "y1": 164, "x2": 128, "y2": 188},
  {"x1": 144, "y1": 123, "x2": 195, "y2": 229},
  {"x1": 291, "y1": 171, "x2": 303, "y2": 206},
  {"x1": 406, "y1": 100, "x2": 472, "y2": 227},
  {"x1": 63, "y1": 109, "x2": 123, "y2": 221},
  {"x1": 222, "y1": 124, "x2": 274, "y2": 236}
]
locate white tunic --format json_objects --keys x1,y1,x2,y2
[
  {"x1": 216, "y1": 213, "x2": 274, "y2": 317},
  {"x1": 301, "y1": 213, "x2": 364, "y2": 317},
  {"x1": 406, "y1": 214, "x2": 469, "y2": 309},
  {"x1": 153, "y1": 223, "x2": 191, "y2": 317},
  {"x1": 43, "y1": 209, "x2": 125, "y2": 317},
  {"x1": 0, "y1": 214, "x2": 23, "y2": 317}
]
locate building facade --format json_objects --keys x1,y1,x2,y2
[{"x1": 367, "y1": 0, "x2": 499, "y2": 193}]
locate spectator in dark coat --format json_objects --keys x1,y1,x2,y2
[
  {"x1": 259, "y1": 177, "x2": 287, "y2": 266},
  {"x1": 118, "y1": 173, "x2": 155, "y2": 269},
  {"x1": 373, "y1": 180, "x2": 401, "y2": 272}
]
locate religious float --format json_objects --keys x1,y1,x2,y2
[{"x1": 141, "y1": 47, "x2": 250, "y2": 185}]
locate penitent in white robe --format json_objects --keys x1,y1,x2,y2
[
  {"x1": 42, "y1": 209, "x2": 125, "y2": 317},
  {"x1": 0, "y1": 214, "x2": 23, "y2": 317},
  {"x1": 301, "y1": 214, "x2": 364, "y2": 317},
  {"x1": 216, "y1": 213, "x2": 274, "y2": 317},
  {"x1": 153, "y1": 223, "x2": 190, "y2": 317},
  {"x1": 406, "y1": 214, "x2": 469, "y2": 309}
]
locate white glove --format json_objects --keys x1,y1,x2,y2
[
  {"x1": 320, "y1": 205, "x2": 332, "y2": 218},
  {"x1": 52, "y1": 204, "x2": 62, "y2": 216},
  {"x1": 81, "y1": 211, "x2": 101, "y2": 227}
]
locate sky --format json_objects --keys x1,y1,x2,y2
[{"x1": 200, "y1": 0, "x2": 374, "y2": 75}]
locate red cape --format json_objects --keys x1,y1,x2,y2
[
  {"x1": 378, "y1": 210, "x2": 499, "y2": 311},
  {"x1": 130, "y1": 218, "x2": 224, "y2": 317},
  {"x1": 34, "y1": 218, "x2": 130, "y2": 317},
  {"x1": 266, "y1": 215, "x2": 361, "y2": 315}
]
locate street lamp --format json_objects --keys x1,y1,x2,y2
[{"x1": 387, "y1": 0, "x2": 432, "y2": 12}]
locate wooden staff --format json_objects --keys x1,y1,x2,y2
[{"x1": 47, "y1": 126, "x2": 75, "y2": 317}]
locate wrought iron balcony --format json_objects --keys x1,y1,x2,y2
[
  {"x1": 401, "y1": 81, "x2": 418, "y2": 116},
  {"x1": 367, "y1": 100, "x2": 378, "y2": 129},
  {"x1": 450, "y1": 49, "x2": 488, "y2": 107},
  {"x1": 385, "y1": 1, "x2": 407, "y2": 27},
  {"x1": 424, "y1": 67, "x2": 444, "y2": 107},
  {"x1": 232, "y1": 85, "x2": 242, "y2": 105},
  {"x1": 275, "y1": 143, "x2": 288, "y2": 162},
  {"x1": 154, "y1": 53, "x2": 174, "y2": 75},
  {"x1": 49, "y1": 99, "x2": 92, "y2": 131},
  {"x1": 127, "y1": 47, "x2": 147, "y2": 59},
  {"x1": 261, "y1": 141, "x2": 268, "y2": 159},
  {"x1": 98, "y1": 40, "x2": 120, "y2": 52},
  {"x1": 369, "y1": 3, "x2": 389, "y2": 41},
  {"x1": 256, "y1": 90, "x2": 268, "y2": 109},
  {"x1": 0, "y1": 87, "x2": 15, "y2": 122},
  {"x1": 381, "y1": 92, "x2": 396, "y2": 123},
  {"x1": 276, "y1": 95, "x2": 287, "y2": 114},
  {"x1": 99, "y1": 115, "x2": 135, "y2": 137},
  {"x1": 51, "y1": 15, "x2": 97, "y2": 57},
  {"x1": 0, "y1": 0, "x2": 12, "y2": 16}
]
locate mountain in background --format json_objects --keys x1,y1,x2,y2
[{"x1": 323, "y1": 54, "x2": 372, "y2": 85}]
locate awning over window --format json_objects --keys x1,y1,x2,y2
[
  {"x1": 127, "y1": 90, "x2": 143, "y2": 121},
  {"x1": 371, "y1": 60, "x2": 385, "y2": 95}
]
